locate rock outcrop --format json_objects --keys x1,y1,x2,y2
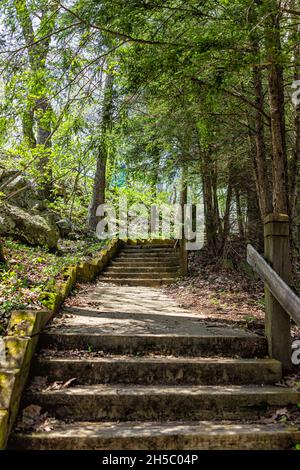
[{"x1": 0, "y1": 167, "x2": 59, "y2": 249}]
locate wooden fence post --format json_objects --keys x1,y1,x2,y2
[
  {"x1": 264, "y1": 213, "x2": 291, "y2": 369},
  {"x1": 179, "y1": 238, "x2": 188, "y2": 276}
]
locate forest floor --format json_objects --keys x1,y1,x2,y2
[
  {"x1": 165, "y1": 245, "x2": 300, "y2": 343},
  {"x1": 0, "y1": 237, "x2": 105, "y2": 334}
]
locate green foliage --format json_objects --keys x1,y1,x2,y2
[{"x1": 0, "y1": 237, "x2": 105, "y2": 332}]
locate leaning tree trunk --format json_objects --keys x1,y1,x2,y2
[{"x1": 88, "y1": 72, "x2": 114, "y2": 231}]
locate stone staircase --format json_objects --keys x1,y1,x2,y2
[
  {"x1": 99, "y1": 241, "x2": 180, "y2": 286},
  {"x1": 8, "y1": 245, "x2": 300, "y2": 450}
]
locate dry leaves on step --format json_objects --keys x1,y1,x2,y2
[
  {"x1": 28, "y1": 376, "x2": 48, "y2": 391},
  {"x1": 45, "y1": 377, "x2": 77, "y2": 391},
  {"x1": 16, "y1": 405, "x2": 63, "y2": 433}
]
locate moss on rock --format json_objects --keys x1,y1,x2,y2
[
  {"x1": 0, "y1": 409, "x2": 8, "y2": 449},
  {"x1": 39, "y1": 292, "x2": 63, "y2": 313}
]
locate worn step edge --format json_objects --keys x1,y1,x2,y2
[
  {"x1": 101, "y1": 272, "x2": 178, "y2": 279},
  {"x1": 98, "y1": 279, "x2": 174, "y2": 286},
  {"x1": 39, "y1": 333, "x2": 268, "y2": 357},
  {"x1": 31, "y1": 357, "x2": 282, "y2": 385},
  {"x1": 111, "y1": 260, "x2": 180, "y2": 265},
  {"x1": 22, "y1": 384, "x2": 299, "y2": 421},
  {"x1": 10, "y1": 421, "x2": 300, "y2": 450},
  {"x1": 105, "y1": 267, "x2": 180, "y2": 272}
]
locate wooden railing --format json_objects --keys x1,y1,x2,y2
[
  {"x1": 247, "y1": 213, "x2": 300, "y2": 369},
  {"x1": 247, "y1": 245, "x2": 300, "y2": 327}
]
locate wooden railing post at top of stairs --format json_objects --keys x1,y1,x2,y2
[
  {"x1": 174, "y1": 238, "x2": 188, "y2": 276},
  {"x1": 247, "y1": 213, "x2": 297, "y2": 370}
]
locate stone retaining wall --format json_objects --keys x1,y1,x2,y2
[{"x1": 0, "y1": 238, "x2": 121, "y2": 448}]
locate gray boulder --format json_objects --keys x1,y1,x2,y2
[
  {"x1": 0, "y1": 203, "x2": 59, "y2": 250},
  {"x1": 0, "y1": 168, "x2": 45, "y2": 211}
]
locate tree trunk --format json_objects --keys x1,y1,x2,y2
[
  {"x1": 22, "y1": 107, "x2": 36, "y2": 148},
  {"x1": 251, "y1": 36, "x2": 273, "y2": 217},
  {"x1": 14, "y1": 0, "x2": 56, "y2": 198},
  {"x1": 235, "y1": 188, "x2": 245, "y2": 239},
  {"x1": 246, "y1": 184, "x2": 263, "y2": 245},
  {"x1": 290, "y1": 23, "x2": 300, "y2": 219},
  {"x1": 179, "y1": 164, "x2": 188, "y2": 275},
  {"x1": 265, "y1": 4, "x2": 289, "y2": 214},
  {"x1": 88, "y1": 72, "x2": 114, "y2": 231},
  {"x1": 0, "y1": 238, "x2": 5, "y2": 264},
  {"x1": 201, "y1": 151, "x2": 219, "y2": 253},
  {"x1": 220, "y1": 169, "x2": 233, "y2": 256}
]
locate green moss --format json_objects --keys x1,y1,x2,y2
[
  {"x1": 7, "y1": 311, "x2": 35, "y2": 337},
  {"x1": 0, "y1": 409, "x2": 8, "y2": 449},
  {"x1": 0, "y1": 371, "x2": 16, "y2": 409},
  {"x1": 39, "y1": 291, "x2": 62, "y2": 313}
]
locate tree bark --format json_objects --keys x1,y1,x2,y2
[
  {"x1": 265, "y1": 3, "x2": 289, "y2": 213},
  {"x1": 251, "y1": 35, "x2": 273, "y2": 217},
  {"x1": 14, "y1": 0, "x2": 56, "y2": 198},
  {"x1": 235, "y1": 188, "x2": 245, "y2": 239},
  {"x1": 179, "y1": 164, "x2": 188, "y2": 275},
  {"x1": 201, "y1": 151, "x2": 219, "y2": 253},
  {"x1": 22, "y1": 107, "x2": 36, "y2": 149},
  {"x1": 290, "y1": 23, "x2": 300, "y2": 219},
  {"x1": 220, "y1": 170, "x2": 233, "y2": 257},
  {"x1": 88, "y1": 72, "x2": 114, "y2": 230},
  {"x1": 0, "y1": 238, "x2": 5, "y2": 264}
]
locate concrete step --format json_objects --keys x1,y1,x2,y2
[
  {"x1": 22, "y1": 384, "x2": 299, "y2": 421},
  {"x1": 39, "y1": 332, "x2": 268, "y2": 357},
  {"x1": 111, "y1": 259, "x2": 180, "y2": 266},
  {"x1": 118, "y1": 254, "x2": 179, "y2": 260},
  {"x1": 98, "y1": 278, "x2": 174, "y2": 286},
  {"x1": 124, "y1": 244, "x2": 175, "y2": 249},
  {"x1": 125, "y1": 240, "x2": 174, "y2": 247},
  {"x1": 105, "y1": 266, "x2": 179, "y2": 273},
  {"x1": 10, "y1": 421, "x2": 300, "y2": 450},
  {"x1": 122, "y1": 248, "x2": 176, "y2": 254},
  {"x1": 101, "y1": 272, "x2": 178, "y2": 279},
  {"x1": 31, "y1": 356, "x2": 281, "y2": 385}
]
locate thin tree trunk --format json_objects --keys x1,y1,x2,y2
[
  {"x1": 265, "y1": 4, "x2": 289, "y2": 214},
  {"x1": 88, "y1": 73, "x2": 114, "y2": 230},
  {"x1": 0, "y1": 238, "x2": 5, "y2": 264},
  {"x1": 251, "y1": 36, "x2": 273, "y2": 217},
  {"x1": 22, "y1": 107, "x2": 36, "y2": 148},
  {"x1": 14, "y1": 0, "x2": 56, "y2": 198},
  {"x1": 179, "y1": 164, "x2": 188, "y2": 275},
  {"x1": 220, "y1": 170, "x2": 233, "y2": 256},
  {"x1": 235, "y1": 188, "x2": 245, "y2": 239},
  {"x1": 201, "y1": 152, "x2": 218, "y2": 253},
  {"x1": 246, "y1": 185, "x2": 262, "y2": 244},
  {"x1": 290, "y1": 23, "x2": 300, "y2": 219}
]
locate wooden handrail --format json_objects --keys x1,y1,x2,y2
[{"x1": 247, "y1": 244, "x2": 300, "y2": 327}]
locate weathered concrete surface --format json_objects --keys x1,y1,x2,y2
[
  {"x1": 9, "y1": 258, "x2": 300, "y2": 450},
  {"x1": 10, "y1": 421, "x2": 300, "y2": 450},
  {"x1": 40, "y1": 332, "x2": 267, "y2": 357},
  {"x1": 99, "y1": 244, "x2": 181, "y2": 285},
  {"x1": 24, "y1": 384, "x2": 299, "y2": 421},
  {"x1": 41, "y1": 285, "x2": 267, "y2": 357},
  {"x1": 32, "y1": 357, "x2": 281, "y2": 385}
]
